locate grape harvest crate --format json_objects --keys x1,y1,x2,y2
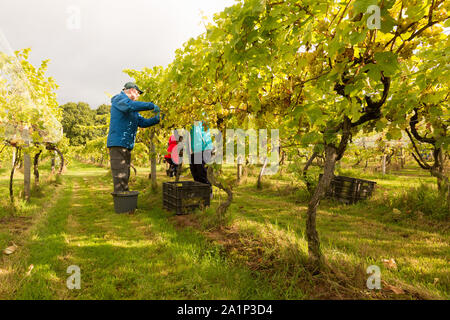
[
  {"x1": 320, "y1": 175, "x2": 376, "y2": 204},
  {"x1": 163, "y1": 181, "x2": 211, "y2": 215}
]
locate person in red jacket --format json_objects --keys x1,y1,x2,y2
[{"x1": 164, "y1": 134, "x2": 183, "y2": 177}]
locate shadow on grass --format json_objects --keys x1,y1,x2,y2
[
  {"x1": 14, "y1": 173, "x2": 281, "y2": 300},
  {"x1": 216, "y1": 175, "x2": 449, "y2": 299}
]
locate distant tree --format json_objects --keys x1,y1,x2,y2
[
  {"x1": 96, "y1": 104, "x2": 110, "y2": 116},
  {"x1": 93, "y1": 104, "x2": 110, "y2": 136},
  {"x1": 94, "y1": 104, "x2": 111, "y2": 129},
  {"x1": 61, "y1": 102, "x2": 96, "y2": 146}
]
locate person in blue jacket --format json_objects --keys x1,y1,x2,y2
[
  {"x1": 189, "y1": 120, "x2": 213, "y2": 187},
  {"x1": 107, "y1": 82, "x2": 161, "y2": 194}
]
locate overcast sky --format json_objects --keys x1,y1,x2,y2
[{"x1": 0, "y1": 0, "x2": 236, "y2": 109}]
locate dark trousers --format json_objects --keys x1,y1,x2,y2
[
  {"x1": 109, "y1": 147, "x2": 131, "y2": 193},
  {"x1": 189, "y1": 151, "x2": 211, "y2": 185},
  {"x1": 165, "y1": 158, "x2": 180, "y2": 177}
]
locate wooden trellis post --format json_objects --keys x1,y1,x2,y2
[{"x1": 23, "y1": 153, "x2": 31, "y2": 201}]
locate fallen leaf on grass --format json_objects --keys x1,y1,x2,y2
[
  {"x1": 385, "y1": 284, "x2": 405, "y2": 295},
  {"x1": 3, "y1": 244, "x2": 18, "y2": 255},
  {"x1": 382, "y1": 258, "x2": 398, "y2": 270},
  {"x1": 26, "y1": 264, "x2": 34, "y2": 276}
]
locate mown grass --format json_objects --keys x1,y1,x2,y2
[
  {"x1": 0, "y1": 159, "x2": 448, "y2": 300},
  {"x1": 215, "y1": 162, "x2": 449, "y2": 299},
  {"x1": 0, "y1": 161, "x2": 283, "y2": 299}
]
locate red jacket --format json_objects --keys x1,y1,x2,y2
[{"x1": 165, "y1": 135, "x2": 180, "y2": 164}]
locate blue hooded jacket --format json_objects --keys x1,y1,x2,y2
[{"x1": 107, "y1": 91, "x2": 160, "y2": 150}]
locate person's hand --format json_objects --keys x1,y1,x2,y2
[
  {"x1": 153, "y1": 105, "x2": 160, "y2": 113},
  {"x1": 155, "y1": 112, "x2": 164, "y2": 123}
]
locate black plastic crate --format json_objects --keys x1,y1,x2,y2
[
  {"x1": 163, "y1": 181, "x2": 211, "y2": 215},
  {"x1": 319, "y1": 175, "x2": 376, "y2": 204}
]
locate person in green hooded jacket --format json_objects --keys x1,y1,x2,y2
[{"x1": 189, "y1": 120, "x2": 213, "y2": 186}]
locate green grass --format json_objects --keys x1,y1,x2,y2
[
  {"x1": 216, "y1": 162, "x2": 449, "y2": 299},
  {"x1": 0, "y1": 160, "x2": 448, "y2": 300},
  {"x1": 0, "y1": 161, "x2": 281, "y2": 299}
]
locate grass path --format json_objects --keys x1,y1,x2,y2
[
  {"x1": 1, "y1": 163, "x2": 280, "y2": 300},
  {"x1": 1, "y1": 161, "x2": 448, "y2": 300},
  {"x1": 227, "y1": 170, "x2": 449, "y2": 299}
]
